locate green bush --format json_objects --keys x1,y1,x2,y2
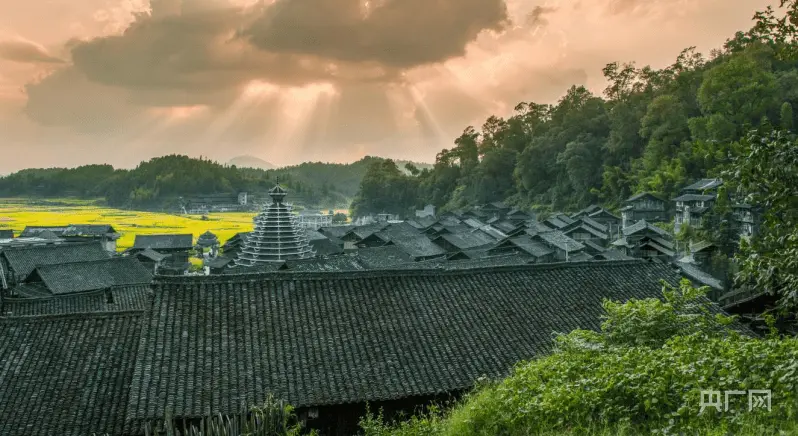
[{"x1": 361, "y1": 281, "x2": 798, "y2": 436}]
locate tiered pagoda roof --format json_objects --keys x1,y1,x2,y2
[{"x1": 234, "y1": 184, "x2": 315, "y2": 266}]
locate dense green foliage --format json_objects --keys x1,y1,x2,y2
[
  {"x1": 360, "y1": 281, "x2": 798, "y2": 436},
  {"x1": 352, "y1": 2, "x2": 798, "y2": 216},
  {"x1": 0, "y1": 155, "x2": 427, "y2": 209},
  {"x1": 728, "y1": 130, "x2": 798, "y2": 310}
]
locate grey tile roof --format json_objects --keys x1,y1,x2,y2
[
  {"x1": 672, "y1": 194, "x2": 716, "y2": 202},
  {"x1": 434, "y1": 231, "x2": 496, "y2": 251},
  {"x1": 376, "y1": 222, "x2": 446, "y2": 259},
  {"x1": 593, "y1": 249, "x2": 634, "y2": 261},
  {"x1": 625, "y1": 192, "x2": 665, "y2": 203},
  {"x1": 640, "y1": 241, "x2": 675, "y2": 257},
  {"x1": 2, "y1": 285, "x2": 151, "y2": 317},
  {"x1": 544, "y1": 216, "x2": 569, "y2": 229},
  {"x1": 19, "y1": 226, "x2": 68, "y2": 237},
  {"x1": 582, "y1": 240, "x2": 607, "y2": 253},
  {"x1": 29, "y1": 257, "x2": 153, "y2": 295},
  {"x1": 578, "y1": 216, "x2": 608, "y2": 233},
  {"x1": 677, "y1": 262, "x2": 724, "y2": 291},
  {"x1": 61, "y1": 224, "x2": 118, "y2": 237},
  {"x1": 125, "y1": 261, "x2": 685, "y2": 429},
  {"x1": 282, "y1": 256, "x2": 366, "y2": 272},
  {"x1": 491, "y1": 220, "x2": 520, "y2": 234},
  {"x1": 493, "y1": 236, "x2": 555, "y2": 258},
  {"x1": 691, "y1": 240, "x2": 717, "y2": 253},
  {"x1": 463, "y1": 218, "x2": 487, "y2": 229},
  {"x1": 563, "y1": 223, "x2": 608, "y2": 240},
  {"x1": 1, "y1": 242, "x2": 111, "y2": 281},
  {"x1": 134, "y1": 247, "x2": 169, "y2": 262},
  {"x1": 133, "y1": 234, "x2": 193, "y2": 250},
  {"x1": 682, "y1": 178, "x2": 723, "y2": 192},
  {"x1": 622, "y1": 220, "x2": 671, "y2": 238},
  {"x1": 0, "y1": 311, "x2": 144, "y2": 436},
  {"x1": 355, "y1": 245, "x2": 413, "y2": 268},
  {"x1": 318, "y1": 225, "x2": 355, "y2": 239},
  {"x1": 206, "y1": 255, "x2": 235, "y2": 269},
  {"x1": 309, "y1": 237, "x2": 344, "y2": 256},
  {"x1": 571, "y1": 204, "x2": 601, "y2": 218},
  {"x1": 525, "y1": 220, "x2": 554, "y2": 234},
  {"x1": 588, "y1": 208, "x2": 621, "y2": 221},
  {"x1": 0, "y1": 229, "x2": 13, "y2": 239},
  {"x1": 346, "y1": 223, "x2": 389, "y2": 241},
  {"x1": 535, "y1": 231, "x2": 586, "y2": 253}
]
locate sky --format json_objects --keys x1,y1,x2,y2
[{"x1": 0, "y1": 0, "x2": 779, "y2": 173}]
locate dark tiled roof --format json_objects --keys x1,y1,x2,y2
[
  {"x1": 134, "y1": 248, "x2": 169, "y2": 262},
  {"x1": 223, "y1": 262, "x2": 285, "y2": 274},
  {"x1": 578, "y1": 216, "x2": 608, "y2": 233},
  {"x1": 492, "y1": 236, "x2": 554, "y2": 258},
  {"x1": 568, "y1": 251, "x2": 594, "y2": 262},
  {"x1": 491, "y1": 220, "x2": 520, "y2": 234},
  {"x1": 125, "y1": 261, "x2": 684, "y2": 428},
  {"x1": 222, "y1": 232, "x2": 250, "y2": 249},
  {"x1": 463, "y1": 218, "x2": 487, "y2": 229},
  {"x1": 346, "y1": 223, "x2": 389, "y2": 241},
  {"x1": 19, "y1": 226, "x2": 68, "y2": 237},
  {"x1": 62, "y1": 224, "x2": 118, "y2": 237},
  {"x1": 0, "y1": 311, "x2": 144, "y2": 436},
  {"x1": 376, "y1": 222, "x2": 446, "y2": 259},
  {"x1": 535, "y1": 231, "x2": 585, "y2": 253},
  {"x1": 309, "y1": 237, "x2": 344, "y2": 256},
  {"x1": 282, "y1": 256, "x2": 366, "y2": 272},
  {"x1": 355, "y1": 245, "x2": 413, "y2": 268},
  {"x1": 1, "y1": 242, "x2": 110, "y2": 281},
  {"x1": 682, "y1": 178, "x2": 723, "y2": 192},
  {"x1": 544, "y1": 217, "x2": 569, "y2": 229},
  {"x1": 133, "y1": 234, "x2": 193, "y2": 250},
  {"x1": 594, "y1": 249, "x2": 634, "y2": 261},
  {"x1": 206, "y1": 255, "x2": 235, "y2": 269},
  {"x1": 571, "y1": 204, "x2": 601, "y2": 218},
  {"x1": 563, "y1": 223, "x2": 608, "y2": 240},
  {"x1": 2, "y1": 286, "x2": 151, "y2": 317},
  {"x1": 677, "y1": 262, "x2": 724, "y2": 291},
  {"x1": 525, "y1": 220, "x2": 553, "y2": 234},
  {"x1": 640, "y1": 241, "x2": 675, "y2": 257},
  {"x1": 588, "y1": 208, "x2": 621, "y2": 221},
  {"x1": 625, "y1": 192, "x2": 665, "y2": 203},
  {"x1": 0, "y1": 229, "x2": 13, "y2": 239},
  {"x1": 582, "y1": 240, "x2": 606, "y2": 253},
  {"x1": 623, "y1": 220, "x2": 671, "y2": 238},
  {"x1": 30, "y1": 257, "x2": 153, "y2": 295},
  {"x1": 672, "y1": 194, "x2": 716, "y2": 202},
  {"x1": 434, "y1": 232, "x2": 496, "y2": 251},
  {"x1": 318, "y1": 225, "x2": 355, "y2": 239},
  {"x1": 691, "y1": 240, "x2": 717, "y2": 253}
]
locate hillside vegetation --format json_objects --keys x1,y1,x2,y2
[
  {"x1": 352, "y1": 2, "x2": 798, "y2": 217},
  {"x1": 0, "y1": 156, "x2": 429, "y2": 209}
]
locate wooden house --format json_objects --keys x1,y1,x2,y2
[
  {"x1": 620, "y1": 193, "x2": 669, "y2": 228},
  {"x1": 129, "y1": 234, "x2": 193, "y2": 274},
  {"x1": 0, "y1": 242, "x2": 110, "y2": 292}
]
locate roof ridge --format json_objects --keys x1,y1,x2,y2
[
  {"x1": 154, "y1": 259, "x2": 653, "y2": 284},
  {"x1": 0, "y1": 309, "x2": 146, "y2": 323},
  {"x1": 0, "y1": 240, "x2": 103, "y2": 252},
  {"x1": 34, "y1": 256, "x2": 131, "y2": 269}
]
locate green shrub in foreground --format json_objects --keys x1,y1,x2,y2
[{"x1": 361, "y1": 280, "x2": 798, "y2": 436}]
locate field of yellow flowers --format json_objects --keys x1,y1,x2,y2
[{"x1": 0, "y1": 198, "x2": 258, "y2": 251}]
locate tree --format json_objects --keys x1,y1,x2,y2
[
  {"x1": 726, "y1": 130, "x2": 798, "y2": 310},
  {"x1": 781, "y1": 102, "x2": 794, "y2": 131},
  {"x1": 332, "y1": 212, "x2": 348, "y2": 224}
]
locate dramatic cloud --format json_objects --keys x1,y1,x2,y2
[
  {"x1": 0, "y1": 40, "x2": 64, "y2": 64},
  {"x1": 242, "y1": 0, "x2": 509, "y2": 68},
  {"x1": 0, "y1": 0, "x2": 780, "y2": 174}
]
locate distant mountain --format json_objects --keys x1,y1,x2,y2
[{"x1": 227, "y1": 155, "x2": 276, "y2": 170}]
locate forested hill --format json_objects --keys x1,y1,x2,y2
[
  {"x1": 0, "y1": 155, "x2": 430, "y2": 209},
  {"x1": 352, "y1": 4, "x2": 798, "y2": 218}
]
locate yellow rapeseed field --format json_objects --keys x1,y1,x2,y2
[{"x1": 0, "y1": 198, "x2": 259, "y2": 252}]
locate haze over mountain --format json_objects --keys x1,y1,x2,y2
[
  {"x1": 0, "y1": 0, "x2": 777, "y2": 174},
  {"x1": 227, "y1": 155, "x2": 276, "y2": 170}
]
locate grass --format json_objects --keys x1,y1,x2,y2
[{"x1": 0, "y1": 198, "x2": 258, "y2": 251}]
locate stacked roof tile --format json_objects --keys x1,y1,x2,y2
[
  {"x1": 123, "y1": 261, "x2": 684, "y2": 431},
  {"x1": 0, "y1": 311, "x2": 145, "y2": 436},
  {"x1": 1, "y1": 242, "x2": 111, "y2": 283},
  {"x1": 27, "y1": 257, "x2": 153, "y2": 295}
]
